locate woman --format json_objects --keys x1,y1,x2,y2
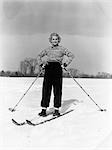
[{"x1": 37, "y1": 33, "x2": 74, "y2": 116}]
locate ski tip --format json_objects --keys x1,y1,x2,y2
[
  {"x1": 12, "y1": 119, "x2": 19, "y2": 125},
  {"x1": 26, "y1": 120, "x2": 35, "y2": 126},
  {"x1": 12, "y1": 119, "x2": 26, "y2": 126}
]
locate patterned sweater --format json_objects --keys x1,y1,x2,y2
[{"x1": 37, "y1": 45, "x2": 74, "y2": 66}]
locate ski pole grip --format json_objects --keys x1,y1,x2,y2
[
  {"x1": 61, "y1": 64, "x2": 67, "y2": 71},
  {"x1": 42, "y1": 64, "x2": 45, "y2": 69},
  {"x1": 40, "y1": 64, "x2": 45, "y2": 69}
]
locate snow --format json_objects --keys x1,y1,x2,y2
[{"x1": 0, "y1": 77, "x2": 112, "y2": 150}]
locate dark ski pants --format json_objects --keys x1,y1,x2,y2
[{"x1": 41, "y1": 62, "x2": 62, "y2": 108}]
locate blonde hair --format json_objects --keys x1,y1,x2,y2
[{"x1": 49, "y1": 33, "x2": 61, "y2": 43}]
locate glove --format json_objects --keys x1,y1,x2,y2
[
  {"x1": 61, "y1": 63, "x2": 67, "y2": 69},
  {"x1": 40, "y1": 64, "x2": 45, "y2": 68},
  {"x1": 63, "y1": 63, "x2": 67, "y2": 67},
  {"x1": 40, "y1": 61, "x2": 49, "y2": 68}
]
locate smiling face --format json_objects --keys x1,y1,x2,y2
[{"x1": 50, "y1": 35, "x2": 59, "y2": 47}]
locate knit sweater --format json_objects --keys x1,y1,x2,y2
[{"x1": 37, "y1": 45, "x2": 74, "y2": 66}]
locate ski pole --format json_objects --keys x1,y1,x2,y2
[
  {"x1": 63, "y1": 67, "x2": 106, "y2": 112},
  {"x1": 9, "y1": 65, "x2": 45, "y2": 112}
]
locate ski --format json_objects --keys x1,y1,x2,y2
[
  {"x1": 12, "y1": 119, "x2": 26, "y2": 126},
  {"x1": 26, "y1": 109, "x2": 74, "y2": 126},
  {"x1": 12, "y1": 115, "x2": 41, "y2": 126},
  {"x1": 11, "y1": 109, "x2": 54, "y2": 126},
  {"x1": 12, "y1": 108, "x2": 74, "y2": 126}
]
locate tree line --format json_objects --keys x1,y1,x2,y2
[{"x1": 0, "y1": 58, "x2": 112, "y2": 78}]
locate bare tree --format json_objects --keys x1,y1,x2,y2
[
  {"x1": 20, "y1": 61, "x2": 27, "y2": 75},
  {"x1": 20, "y1": 58, "x2": 38, "y2": 76}
]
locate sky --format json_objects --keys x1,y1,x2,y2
[{"x1": 0, "y1": 0, "x2": 112, "y2": 74}]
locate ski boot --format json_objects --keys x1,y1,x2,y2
[
  {"x1": 53, "y1": 109, "x2": 60, "y2": 117},
  {"x1": 38, "y1": 109, "x2": 47, "y2": 117}
]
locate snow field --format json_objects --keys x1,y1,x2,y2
[{"x1": 0, "y1": 77, "x2": 112, "y2": 150}]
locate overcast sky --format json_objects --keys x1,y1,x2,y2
[{"x1": 0, "y1": 0, "x2": 112, "y2": 74}]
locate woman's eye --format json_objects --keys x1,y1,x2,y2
[{"x1": 52, "y1": 39, "x2": 58, "y2": 40}]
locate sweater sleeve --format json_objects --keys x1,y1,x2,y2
[
  {"x1": 36, "y1": 49, "x2": 48, "y2": 65},
  {"x1": 62, "y1": 48, "x2": 74, "y2": 66}
]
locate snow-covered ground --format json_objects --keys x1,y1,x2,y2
[{"x1": 0, "y1": 77, "x2": 112, "y2": 150}]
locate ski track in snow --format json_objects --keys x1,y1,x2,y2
[{"x1": 0, "y1": 77, "x2": 112, "y2": 150}]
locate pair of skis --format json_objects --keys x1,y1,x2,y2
[{"x1": 12, "y1": 109, "x2": 74, "y2": 126}]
